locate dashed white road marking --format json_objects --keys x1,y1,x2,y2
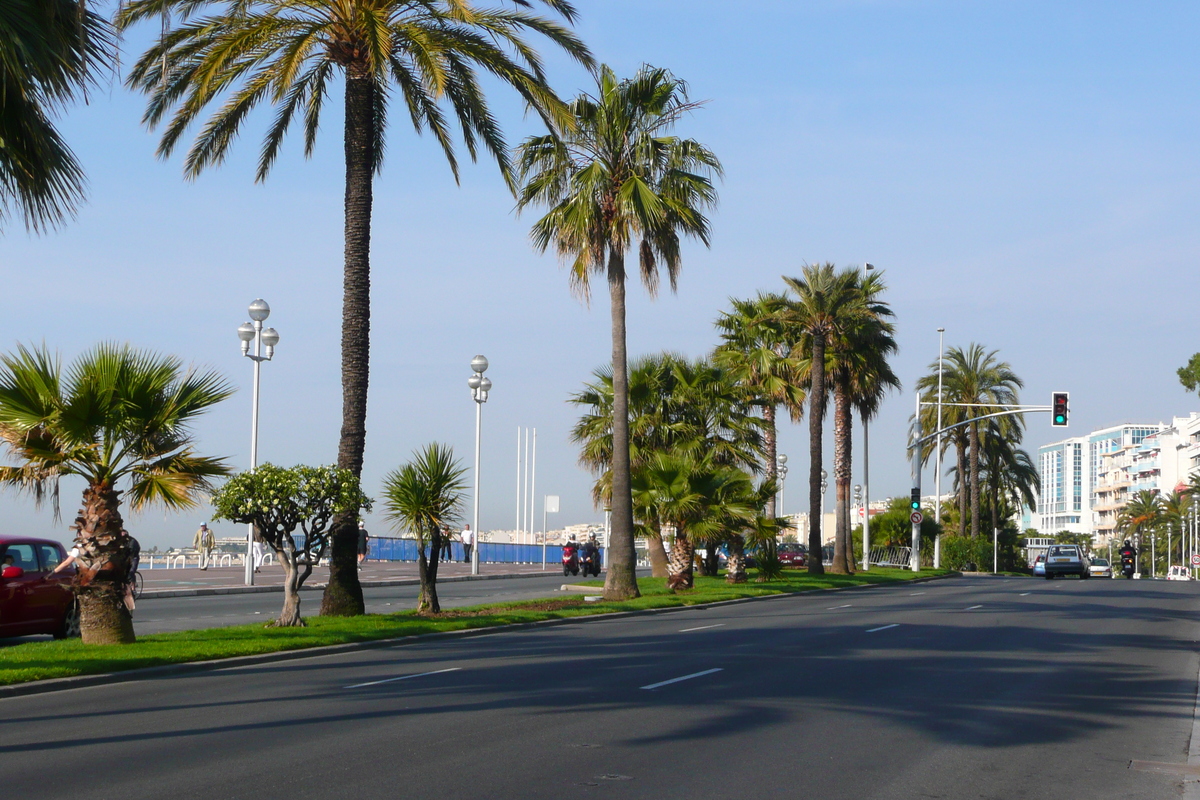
[
  {"x1": 866, "y1": 624, "x2": 900, "y2": 633},
  {"x1": 679, "y1": 624, "x2": 725, "y2": 633},
  {"x1": 345, "y1": 667, "x2": 461, "y2": 689},
  {"x1": 641, "y1": 668, "x2": 724, "y2": 691},
  {"x1": 1019, "y1": 592, "x2": 1031, "y2": 596},
  {"x1": 965, "y1": 605, "x2": 983, "y2": 610},
  {"x1": 827, "y1": 604, "x2": 853, "y2": 610}
]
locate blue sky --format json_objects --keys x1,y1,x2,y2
[{"x1": 3, "y1": 1, "x2": 1199, "y2": 549}]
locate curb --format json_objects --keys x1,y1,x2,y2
[
  {"x1": 139, "y1": 568, "x2": 574, "y2": 599},
  {"x1": 1, "y1": 572, "x2": 961, "y2": 700}
]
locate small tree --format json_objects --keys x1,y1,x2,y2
[
  {"x1": 380, "y1": 443, "x2": 467, "y2": 614},
  {"x1": 211, "y1": 464, "x2": 371, "y2": 627}
]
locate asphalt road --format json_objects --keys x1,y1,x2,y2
[
  {"x1": 128, "y1": 572, "x2": 603, "y2": 635},
  {"x1": 4, "y1": 575, "x2": 1199, "y2": 799}
]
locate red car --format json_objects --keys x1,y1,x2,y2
[
  {"x1": 0, "y1": 536, "x2": 79, "y2": 639},
  {"x1": 778, "y1": 543, "x2": 807, "y2": 567}
]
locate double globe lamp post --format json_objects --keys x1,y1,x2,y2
[
  {"x1": 237, "y1": 299, "x2": 280, "y2": 586},
  {"x1": 468, "y1": 356, "x2": 492, "y2": 576}
]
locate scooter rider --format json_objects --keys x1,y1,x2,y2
[
  {"x1": 1119, "y1": 539, "x2": 1137, "y2": 577},
  {"x1": 580, "y1": 534, "x2": 599, "y2": 575}
]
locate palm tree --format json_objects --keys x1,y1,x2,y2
[
  {"x1": 1162, "y1": 490, "x2": 1191, "y2": 569},
  {"x1": 713, "y1": 292, "x2": 806, "y2": 519},
  {"x1": 782, "y1": 264, "x2": 871, "y2": 574},
  {"x1": 116, "y1": 0, "x2": 591, "y2": 617},
  {"x1": 0, "y1": 343, "x2": 232, "y2": 644},
  {"x1": 1118, "y1": 490, "x2": 1163, "y2": 574},
  {"x1": 380, "y1": 443, "x2": 467, "y2": 614},
  {"x1": 516, "y1": 65, "x2": 722, "y2": 600},
  {"x1": 570, "y1": 353, "x2": 760, "y2": 576},
  {"x1": 979, "y1": 420, "x2": 1038, "y2": 537},
  {"x1": 1, "y1": 0, "x2": 112, "y2": 231},
  {"x1": 828, "y1": 271, "x2": 898, "y2": 574}
]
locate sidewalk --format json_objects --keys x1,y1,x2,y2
[{"x1": 139, "y1": 560, "x2": 567, "y2": 599}]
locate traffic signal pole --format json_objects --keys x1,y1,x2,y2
[{"x1": 911, "y1": 391, "x2": 922, "y2": 572}]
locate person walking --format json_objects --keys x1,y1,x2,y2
[
  {"x1": 462, "y1": 524, "x2": 474, "y2": 564},
  {"x1": 440, "y1": 526, "x2": 454, "y2": 562},
  {"x1": 193, "y1": 523, "x2": 215, "y2": 570},
  {"x1": 357, "y1": 521, "x2": 370, "y2": 570}
]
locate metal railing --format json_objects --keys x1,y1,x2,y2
[{"x1": 867, "y1": 546, "x2": 913, "y2": 568}]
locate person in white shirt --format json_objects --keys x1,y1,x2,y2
[{"x1": 461, "y1": 524, "x2": 474, "y2": 563}]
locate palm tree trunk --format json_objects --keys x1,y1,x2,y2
[
  {"x1": 726, "y1": 535, "x2": 747, "y2": 584},
  {"x1": 417, "y1": 527, "x2": 442, "y2": 613},
  {"x1": 764, "y1": 404, "x2": 777, "y2": 518},
  {"x1": 322, "y1": 65, "x2": 374, "y2": 617},
  {"x1": 969, "y1": 421, "x2": 981, "y2": 538},
  {"x1": 646, "y1": 526, "x2": 669, "y2": 578},
  {"x1": 808, "y1": 332, "x2": 826, "y2": 574},
  {"x1": 603, "y1": 249, "x2": 640, "y2": 600},
  {"x1": 74, "y1": 482, "x2": 135, "y2": 645},
  {"x1": 956, "y1": 437, "x2": 968, "y2": 537},
  {"x1": 830, "y1": 376, "x2": 853, "y2": 573},
  {"x1": 667, "y1": 528, "x2": 695, "y2": 589}
]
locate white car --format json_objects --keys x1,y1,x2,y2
[
  {"x1": 1089, "y1": 558, "x2": 1113, "y2": 578},
  {"x1": 1167, "y1": 565, "x2": 1192, "y2": 581},
  {"x1": 1032, "y1": 555, "x2": 1046, "y2": 577}
]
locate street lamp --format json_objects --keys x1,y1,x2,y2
[
  {"x1": 776, "y1": 453, "x2": 788, "y2": 517},
  {"x1": 854, "y1": 484, "x2": 864, "y2": 566},
  {"x1": 237, "y1": 299, "x2": 279, "y2": 586},
  {"x1": 468, "y1": 355, "x2": 491, "y2": 576},
  {"x1": 862, "y1": 262, "x2": 875, "y2": 571},
  {"x1": 934, "y1": 326, "x2": 945, "y2": 569}
]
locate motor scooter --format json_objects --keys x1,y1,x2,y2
[
  {"x1": 562, "y1": 542, "x2": 579, "y2": 576},
  {"x1": 1121, "y1": 555, "x2": 1135, "y2": 579},
  {"x1": 579, "y1": 545, "x2": 600, "y2": 577}
]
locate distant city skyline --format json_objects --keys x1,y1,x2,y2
[{"x1": 3, "y1": 2, "x2": 1200, "y2": 550}]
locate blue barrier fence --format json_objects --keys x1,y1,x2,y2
[{"x1": 369, "y1": 537, "x2": 603, "y2": 565}]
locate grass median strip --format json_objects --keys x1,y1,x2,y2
[{"x1": 0, "y1": 568, "x2": 951, "y2": 687}]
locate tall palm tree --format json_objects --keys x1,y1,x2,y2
[
  {"x1": 782, "y1": 264, "x2": 871, "y2": 574},
  {"x1": 570, "y1": 353, "x2": 760, "y2": 576},
  {"x1": 979, "y1": 420, "x2": 1038, "y2": 536},
  {"x1": 380, "y1": 443, "x2": 466, "y2": 614},
  {"x1": 116, "y1": 0, "x2": 591, "y2": 617},
  {"x1": 1, "y1": 0, "x2": 112, "y2": 231},
  {"x1": 0, "y1": 343, "x2": 232, "y2": 644},
  {"x1": 713, "y1": 292, "x2": 806, "y2": 519},
  {"x1": 1162, "y1": 490, "x2": 1191, "y2": 568},
  {"x1": 828, "y1": 272, "x2": 898, "y2": 574},
  {"x1": 516, "y1": 65, "x2": 722, "y2": 600},
  {"x1": 930, "y1": 345, "x2": 1022, "y2": 537},
  {"x1": 1118, "y1": 489, "x2": 1163, "y2": 573}
]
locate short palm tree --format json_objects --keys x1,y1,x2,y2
[
  {"x1": 713, "y1": 292, "x2": 806, "y2": 518},
  {"x1": 1118, "y1": 490, "x2": 1163, "y2": 573},
  {"x1": 116, "y1": 0, "x2": 591, "y2": 617},
  {"x1": 517, "y1": 66, "x2": 722, "y2": 600},
  {"x1": 1162, "y1": 490, "x2": 1191, "y2": 568},
  {"x1": 380, "y1": 443, "x2": 466, "y2": 614},
  {"x1": 0, "y1": 343, "x2": 232, "y2": 644},
  {"x1": 1, "y1": 0, "x2": 112, "y2": 231},
  {"x1": 782, "y1": 264, "x2": 872, "y2": 574}
]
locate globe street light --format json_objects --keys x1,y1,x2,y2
[
  {"x1": 776, "y1": 453, "x2": 788, "y2": 517},
  {"x1": 468, "y1": 356, "x2": 491, "y2": 576},
  {"x1": 237, "y1": 299, "x2": 279, "y2": 586}
]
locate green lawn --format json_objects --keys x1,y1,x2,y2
[{"x1": 0, "y1": 567, "x2": 951, "y2": 686}]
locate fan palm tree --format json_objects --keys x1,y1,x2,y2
[
  {"x1": 1, "y1": 0, "x2": 112, "y2": 231},
  {"x1": 116, "y1": 0, "x2": 591, "y2": 617},
  {"x1": 380, "y1": 443, "x2": 466, "y2": 614},
  {"x1": 516, "y1": 65, "x2": 722, "y2": 600},
  {"x1": 782, "y1": 264, "x2": 873, "y2": 574},
  {"x1": 0, "y1": 343, "x2": 232, "y2": 644},
  {"x1": 713, "y1": 292, "x2": 806, "y2": 518},
  {"x1": 828, "y1": 272, "x2": 899, "y2": 574}
]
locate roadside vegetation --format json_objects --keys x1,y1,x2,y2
[{"x1": 0, "y1": 568, "x2": 949, "y2": 686}]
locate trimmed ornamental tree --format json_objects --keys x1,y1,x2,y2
[{"x1": 211, "y1": 464, "x2": 371, "y2": 627}]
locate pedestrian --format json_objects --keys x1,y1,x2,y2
[
  {"x1": 253, "y1": 536, "x2": 268, "y2": 572},
  {"x1": 462, "y1": 524, "x2": 474, "y2": 564},
  {"x1": 357, "y1": 520, "x2": 369, "y2": 570},
  {"x1": 193, "y1": 522, "x2": 215, "y2": 570},
  {"x1": 441, "y1": 526, "x2": 454, "y2": 562}
]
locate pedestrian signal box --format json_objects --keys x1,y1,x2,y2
[
  {"x1": 910, "y1": 488, "x2": 921, "y2": 511},
  {"x1": 1052, "y1": 392, "x2": 1069, "y2": 427}
]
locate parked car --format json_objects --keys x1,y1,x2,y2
[
  {"x1": 1043, "y1": 544, "x2": 1090, "y2": 579},
  {"x1": 1167, "y1": 565, "x2": 1193, "y2": 581},
  {"x1": 778, "y1": 543, "x2": 806, "y2": 568},
  {"x1": 1088, "y1": 558, "x2": 1113, "y2": 579},
  {"x1": 0, "y1": 536, "x2": 79, "y2": 639},
  {"x1": 1032, "y1": 555, "x2": 1046, "y2": 577}
]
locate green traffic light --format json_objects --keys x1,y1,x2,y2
[{"x1": 1055, "y1": 415, "x2": 1065, "y2": 424}]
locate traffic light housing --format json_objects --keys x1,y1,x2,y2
[
  {"x1": 1052, "y1": 392, "x2": 1069, "y2": 427},
  {"x1": 910, "y1": 488, "x2": 921, "y2": 511}
]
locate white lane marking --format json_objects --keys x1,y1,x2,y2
[
  {"x1": 345, "y1": 667, "x2": 461, "y2": 689},
  {"x1": 866, "y1": 624, "x2": 899, "y2": 633},
  {"x1": 641, "y1": 668, "x2": 723, "y2": 691},
  {"x1": 1019, "y1": 592, "x2": 1031, "y2": 596},
  {"x1": 679, "y1": 623, "x2": 725, "y2": 633},
  {"x1": 965, "y1": 605, "x2": 983, "y2": 610},
  {"x1": 909, "y1": 592, "x2": 925, "y2": 596},
  {"x1": 827, "y1": 604, "x2": 852, "y2": 610}
]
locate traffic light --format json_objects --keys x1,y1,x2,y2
[
  {"x1": 1052, "y1": 392, "x2": 1069, "y2": 427},
  {"x1": 910, "y1": 488, "x2": 921, "y2": 511}
]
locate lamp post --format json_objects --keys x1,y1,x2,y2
[
  {"x1": 468, "y1": 355, "x2": 491, "y2": 576},
  {"x1": 854, "y1": 484, "x2": 864, "y2": 567},
  {"x1": 776, "y1": 453, "x2": 788, "y2": 517},
  {"x1": 237, "y1": 299, "x2": 280, "y2": 586},
  {"x1": 820, "y1": 468, "x2": 828, "y2": 557},
  {"x1": 934, "y1": 326, "x2": 945, "y2": 568},
  {"x1": 861, "y1": 262, "x2": 875, "y2": 571}
]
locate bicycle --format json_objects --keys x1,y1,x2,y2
[{"x1": 130, "y1": 570, "x2": 144, "y2": 600}]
